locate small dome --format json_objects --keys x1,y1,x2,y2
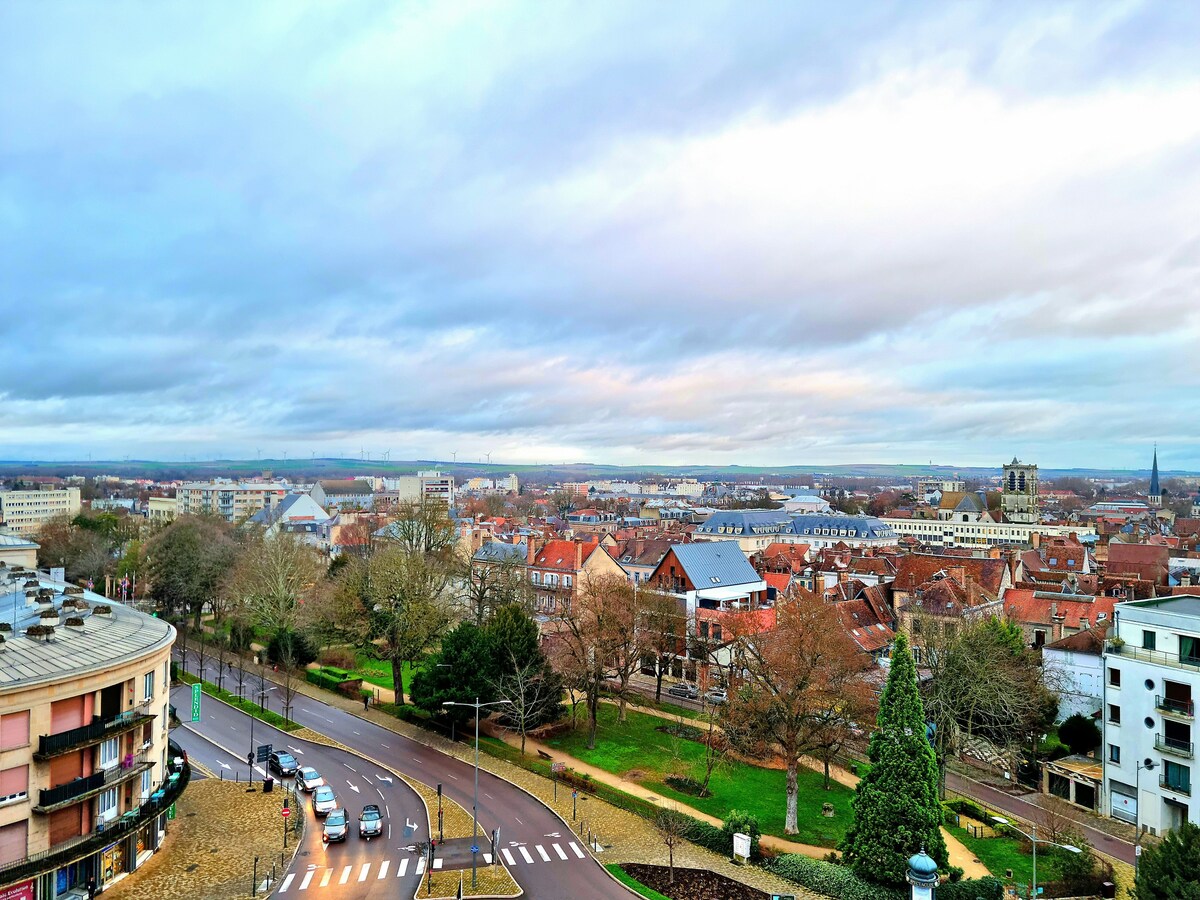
[{"x1": 908, "y1": 849, "x2": 938, "y2": 877}]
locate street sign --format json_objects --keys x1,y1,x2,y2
[
  {"x1": 256, "y1": 744, "x2": 272, "y2": 763},
  {"x1": 470, "y1": 845, "x2": 479, "y2": 854},
  {"x1": 190, "y1": 683, "x2": 201, "y2": 722},
  {"x1": 167, "y1": 804, "x2": 176, "y2": 821},
  {"x1": 282, "y1": 807, "x2": 291, "y2": 818},
  {"x1": 247, "y1": 752, "x2": 254, "y2": 766}
]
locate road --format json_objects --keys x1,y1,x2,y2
[
  {"x1": 946, "y1": 771, "x2": 1135, "y2": 865},
  {"x1": 174, "y1": 648, "x2": 630, "y2": 900}
]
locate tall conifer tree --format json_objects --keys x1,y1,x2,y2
[{"x1": 840, "y1": 632, "x2": 947, "y2": 885}]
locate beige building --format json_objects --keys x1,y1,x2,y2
[
  {"x1": 145, "y1": 497, "x2": 177, "y2": 524},
  {"x1": 176, "y1": 481, "x2": 287, "y2": 522},
  {"x1": 0, "y1": 569, "x2": 180, "y2": 898},
  {"x1": 0, "y1": 535, "x2": 39, "y2": 570},
  {"x1": 0, "y1": 490, "x2": 82, "y2": 536}
]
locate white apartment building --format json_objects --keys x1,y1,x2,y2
[
  {"x1": 882, "y1": 517, "x2": 1095, "y2": 550},
  {"x1": 175, "y1": 481, "x2": 287, "y2": 522},
  {"x1": 0, "y1": 489, "x2": 82, "y2": 536},
  {"x1": 1102, "y1": 595, "x2": 1199, "y2": 836},
  {"x1": 145, "y1": 497, "x2": 177, "y2": 524},
  {"x1": 396, "y1": 472, "x2": 454, "y2": 505}
]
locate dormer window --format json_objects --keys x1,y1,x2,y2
[{"x1": 710, "y1": 576, "x2": 721, "y2": 584}]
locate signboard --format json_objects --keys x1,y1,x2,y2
[
  {"x1": 282, "y1": 800, "x2": 291, "y2": 818},
  {"x1": 0, "y1": 879, "x2": 34, "y2": 900},
  {"x1": 190, "y1": 683, "x2": 201, "y2": 722},
  {"x1": 551, "y1": 762, "x2": 565, "y2": 773},
  {"x1": 911, "y1": 887, "x2": 933, "y2": 900},
  {"x1": 733, "y1": 832, "x2": 751, "y2": 861},
  {"x1": 256, "y1": 744, "x2": 272, "y2": 763},
  {"x1": 49, "y1": 567, "x2": 65, "y2": 585},
  {"x1": 167, "y1": 803, "x2": 176, "y2": 820}
]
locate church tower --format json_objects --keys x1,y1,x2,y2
[
  {"x1": 1149, "y1": 446, "x2": 1162, "y2": 508},
  {"x1": 1001, "y1": 458, "x2": 1040, "y2": 524}
]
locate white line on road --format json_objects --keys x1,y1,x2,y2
[
  {"x1": 415, "y1": 857, "x2": 426, "y2": 875},
  {"x1": 397, "y1": 858, "x2": 408, "y2": 876},
  {"x1": 445, "y1": 773, "x2": 457, "y2": 780},
  {"x1": 552, "y1": 843, "x2": 567, "y2": 860},
  {"x1": 319, "y1": 869, "x2": 332, "y2": 888},
  {"x1": 569, "y1": 842, "x2": 585, "y2": 858},
  {"x1": 433, "y1": 859, "x2": 443, "y2": 870},
  {"x1": 378, "y1": 860, "x2": 389, "y2": 879},
  {"x1": 377, "y1": 788, "x2": 385, "y2": 799},
  {"x1": 339, "y1": 865, "x2": 351, "y2": 885},
  {"x1": 299, "y1": 870, "x2": 314, "y2": 890},
  {"x1": 278, "y1": 874, "x2": 295, "y2": 892},
  {"x1": 358, "y1": 863, "x2": 369, "y2": 882},
  {"x1": 381, "y1": 742, "x2": 389, "y2": 748},
  {"x1": 501, "y1": 848, "x2": 516, "y2": 866},
  {"x1": 519, "y1": 846, "x2": 534, "y2": 864},
  {"x1": 343, "y1": 763, "x2": 356, "y2": 772},
  {"x1": 536, "y1": 845, "x2": 551, "y2": 862},
  {"x1": 484, "y1": 792, "x2": 493, "y2": 799},
  {"x1": 514, "y1": 816, "x2": 522, "y2": 825}
]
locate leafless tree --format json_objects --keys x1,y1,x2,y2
[
  {"x1": 459, "y1": 554, "x2": 534, "y2": 626},
  {"x1": 492, "y1": 652, "x2": 562, "y2": 755},
  {"x1": 655, "y1": 806, "x2": 690, "y2": 884},
  {"x1": 639, "y1": 589, "x2": 685, "y2": 703}
]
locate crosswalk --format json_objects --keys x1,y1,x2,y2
[{"x1": 277, "y1": 842, "x2": 588, "y2": 892}]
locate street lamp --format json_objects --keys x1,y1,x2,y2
[
  {"x1": 989, "y1": 817, "x2": 1081, "y2": 899},
  {"x1": 443, "y1": 697, "x2": 512, "y2": 891},
  {"x1": 1135, "y1": 759, "x2": 1158, "y2": 876}
]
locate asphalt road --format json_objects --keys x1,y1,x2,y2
[{"x1": 174, "y1": 648, "x2": 631, "y2": 900}]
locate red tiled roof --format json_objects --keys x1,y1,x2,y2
[
  {"x1": 894, "y1": 554, "x2": 1008, "y2": 596},
  {"x1": 837, "y1": 600, "x2": 895, "y2": 653},
  {"x1": 763, "y1": 573, "x2": 792, "y2": 594},
  {"x1": 533, "y1": 539, "x2": 600, "y2": 571},
  {"x1": 1106, "y1": 542, "x2": 1169, "y2": 584},
  {"x1": 1003, "y1": 588, "x2": 1118, "y2": 631},
  {"x1": 1044, "y1": 627, "x2": 1106, "y2": 654}
]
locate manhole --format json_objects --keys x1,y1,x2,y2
[{"x1": 186, "y1": 864, "x2": 199, "y2": 873}]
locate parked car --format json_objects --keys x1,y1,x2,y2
[
  {"x1": 297, "y1": 767, "x2": 324, "y2": 792},
  {"x1": 311, "y1": 785, "x2": 338, "y2": 817},
  {"x1": 703, "y1": 688, "x2": 727, "y2": 705},
  {"x1": 322, "y1": 808, "x2": 348, "y2": 843},
  {"x1": 358, "y1": 804, "x2": 383, "y2": 840},
  {"x1": 268, "y1": 751, "x2": 298, "y2": 778},
  {"x1": 666, "y1": 681, "x2": 698, "y2": 700}
]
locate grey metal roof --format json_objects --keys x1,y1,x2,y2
[
  {"x1": 0, "y1": 533, "x2": 39, "y2": 550},
  {"x1": 473, "y1": 541, "x2": 527, "y2": 563},
  {"x1": 668, "y1": 541, "x2": 762, "y2": 587},
  {"x1": 0, "y1": 575, "x2": 174, "y2": 689}
]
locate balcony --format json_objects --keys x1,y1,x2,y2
[
  {"x1": 1107, "y1": 642, "x2": 1200, "y2": 673},
  {"x1": 34, "y1": 752, "x2": 153, "y2": 813},
  {"x1": 1159, "y1": 774, "x2": 1192, "y2": 796},
  {"x1": 35, "y1": 702, "x2": 156, "y2": 760},
  {"x1": 1157, "y1": 695, "x2": 1195, "y2": 719},
  {"x1": 0, "y1": 762, "x2": 189, "y2": 885},
  {"x1": 1155, "y1": 734, "x2": 1195, "y2": 759}
]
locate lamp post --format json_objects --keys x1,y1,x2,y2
[
  {"x1": 1134, "y1": 759, "x2": 1158, "y2": 877},
  {"x1": 989, "y1": 817, "x2": 1081, "y2": 899},
  {"x1": 443, "y1": 697, "x2": 512, "y2": 891}
]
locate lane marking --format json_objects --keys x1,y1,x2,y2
[
  {"x1": 536, "y1": 845, "x2": 551, "y2": 862},
  {"x1": 378, "y1": 860, "x2": 389, "y2": 879},
  {"x1": 569, "y1": 842, "x2": 585, "y2": 858},
  {"x1": 514, "y1": 816, "x2": 522, "y2": 825},
  {"x1": 433, "y1": 859, "x2": 443, "y2": 870},
  {"x1": 339, "y1": 865, "x2": 351, "y2": 885},
  {"x1": 278, "y1": 874, "x2": 295, "y2": 892},
  {"x1": 381, "y1": 743, "x2": 389, "y2": 748},
  {"x1": 377, "y1": 788, "x2": 385, "y2": 799},
  {"x1": 501, "y1": 848, "x2": 516, "y2": 866},
  {"x1": 415, "y1": 857, "x2": 426, "y2": 875},
  {"x1": 319, "y1": 869, "x2": 332, "y2": 888},
  {"x1": 299, "y1": 870, "x2": 314, "y2": 890},
  {"x1": 397, "y1": 858, "x2": 408, "y2": 876},
  {"x1": 518, "y1": 846, "x2": 534, "y2": 864},
  {"x1": 553, "y1": 843, "x2": 567, "y2": 860},
  {"x1": 358, "y1": 863, "x2": 369, "y2": 882},
  {"x1": 484, "y1": 792, "x2": 493, "y2": 799}
]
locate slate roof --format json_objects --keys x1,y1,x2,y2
[
  {"x1": 0, "y1": 532, "x2": 39, "y2": 550},
  {"x1": 667, "y1": 541, "x2": 763, "y2": 587},
  {"x1": 474, "y1": 541, "x2": 527, "y2": 563},
  {"x1": 0, "y1": 575, "x2": 174, "y2": 688}
]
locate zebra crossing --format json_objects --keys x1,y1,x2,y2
[{"x1": 277, "y1": 841, "x2": 589, "y2": 892}]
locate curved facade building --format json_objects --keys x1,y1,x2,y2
[{"x1": 0, "y1": 566, "x2": 180, "y2": 899}]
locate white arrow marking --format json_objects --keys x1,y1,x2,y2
[
  {"x1": 286, "y1": 746, "x2": 304, "y2": 755},
  {"x1": 219, "y1": 762, "x2": 231, "y2": 770},
  {"x1": 347, "y1": 782, "x2": 360, "y2": 793},
  {"x1": 375, "y1": 775, "x2": 393, "y2": 784},
  {"x1": 406, "y1": 817, "x2": 418, "y2": 831}
]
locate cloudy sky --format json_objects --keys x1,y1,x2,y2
[{"x1": 3, "y1": 1, "x2": 1199, "y2": 470}]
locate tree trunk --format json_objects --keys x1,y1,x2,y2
[
  {"x1": 392, "y1": 658, "x2": 405, "y2": 706},
  {"x1": 823, "y1": 755, "x2": 831, "y2": 790},
  {"x1": 785, "y1": 758, "x2": 799, "y2": 835},
  {"x1": 668, "y1": 845, "x2": 674, "y2": 884},
  {"x1": 587, "y1": 678, "x2": 600, "y2": 750},
  {"x1": 655, "y1": 660, "x2": 664, "y2": 703},
  {"x1": 519, "y1": 726, "x2": 527, "y2": 756}
]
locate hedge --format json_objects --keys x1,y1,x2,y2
[
  {"x1": 765, "y1": 855, "x2": 1002, "y2": 900},
  {"x1": 306, "y1": 669, "x2": 344, "y2": 691},
  {"x1": 938, "y1": 877, "x2": 1004, "y2": 900}
]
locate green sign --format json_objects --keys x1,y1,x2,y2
[
  {"x1": 167, "y1": 803, "x2": 176, "y2": 820},
  {"x1": 191, "y1": 683, "x2": 201, "y2": 722}
]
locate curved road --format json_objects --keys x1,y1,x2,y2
[{"x1": 174, "y1": 648, "x2": 631, "y2": 900}]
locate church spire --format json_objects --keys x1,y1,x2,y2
[{"x1": 1149, "y1": 445, "x2": 1161, "y2": 507}]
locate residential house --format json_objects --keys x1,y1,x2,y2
[
  {"x1": 527, "y1": 538, "x2": 627, "y2": 617},
  {"x1": 1042, "y1": 628, "x2": 1106, "y2": 722},
  {"x1": 310, "y1": 480, "x2": 375, "y2": 511},
  {"x1": 1002, "y1": 584, "x2": 1119, "y2": 649}
]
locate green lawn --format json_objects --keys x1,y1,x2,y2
[
  {"x1": 545, "y1": 704, "x2": 854, "y2": 847},
  {"x1": 351, "y1": 653, "x2": 414, "y2": 695},
  {"x1": 604, "y1": 864, "x2": 673, "y2": 900},
  {"x1": 946, "y1": 824, "x2": 1066, "y2": 887}
]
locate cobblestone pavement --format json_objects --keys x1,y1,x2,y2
[{"x1": 102, "y1": 779, "x2": 300, "y2": 900}]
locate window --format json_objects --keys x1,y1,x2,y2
[
  {"x1": 1143, "y1": 630, "x2": 1157, "y2": 651},
  {"x1": 563, "y1": 575, "x2": 572, "y2": 588},
  {"x1": 0, "y1": 712, "x2": 29, "y2": 751},
  {"x1": 163, "y1": 661, "x2": 169, "y2": 686},
  {"x1": 140, "y1": 769, "x2": 153, "y2": 800},
  {"x1": 530, "y1": 572, "x2": 539, "y2": 584},
  {"x1": 99, "y1": 737, "x2": 120, "y2": 769},
  {"x1": 1108, "y1": 744, "x2": 1121, "y2": 764},
  {"x1": 1182, "y1": 635, "x2": 1200, "y2": 667},
  {"x1": 143, "y1": 671, "x2": 155, "y2": 701},
  {"x1": 1108, "y1": 704, "x2": 1121, "y2": 725},
  {"x1": 1163, "y1": 760, "x2": 1191, "y2": 794},
  {"x1": 0, "y1": 766, "x2": 28, "y2": 805},
  {"x1": 97, "y1": 787, "x2": 118, "y2": 822},
  {"x1": 1109, "y1": 668, "x2": 1122, "y2": 688}
]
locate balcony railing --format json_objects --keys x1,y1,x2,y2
[
  {"x1": 1106, "y1": 642, "x2": 1200, "y2": 673},
  {"x1": 35, "y1": 752, "x2": 153, "y2": 813},
  {"x1": 1155, "y1": 734, "x2": 1194, "y2": 759},
  {"x1": 0, "y1": 762, "x2": 190, "y2": 885},
  {"x1": 1156, "y1": 695, "x2": 1195, "y2": 719},
  {"x1": 1160, "y1": 774, "x2": 1192, "y2": 796},
  {"x1": 35, "y1": 702, "x2": 156, "y2": 760}
]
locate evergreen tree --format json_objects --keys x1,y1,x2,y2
[
  {"x1": 840, "y1": 632, "x2": 947, "y2": 886},
  {"x1": 1135, "y1": 821, "x2": 1200, "y2": 899}
]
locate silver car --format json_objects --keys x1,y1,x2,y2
[
  {"x1": 311, "y1": 785, "x2": 338, "y2": 817},
  {"x1": 297, "y1": 767, "x2": 324, "y2": 792},
  {"x1": 358, "y1": 804, "x2": 383, "y2": 840}
]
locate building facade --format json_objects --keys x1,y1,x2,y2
[
  {"x1": 176, "y1": 481, "x2": 287, "y2": 522},
  {"x1": 145, "y1": 497, "x2": 177, "y2": 524},
  {"x1": 1102, "y1": 595, "x2": 1199, "y2": 836},
  {"x1": 1001, "y1": 458, "x2": 1040, "y2": 524},
  {"x1": 693, "y1": 511, "x2": 897, "y2": 554},
  {"x1": 0, "y1": 491, "x2": 82, "y2": 537},
  {"x1": 882, "y1": 517, "x2": 1095, "y2": 550},
  {"x1": 0, "y1": 569, "x2": 182, "y2": 898}
]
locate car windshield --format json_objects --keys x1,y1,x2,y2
[
  {"x1": 361, "y1": 808, "x2": 380, "y2": 821},
  {"x1": 300, "y1": 768, "x2": 319, "y2": 780},
  {"x1": 326, "y1": 811, "x2": 346, "y2": 826},
  {"x1": 315, "y1": 787, "x2": 334, "y2": 802},
  {"x1": 278, "y1": 754, "x2": 296, "y2": 766}
]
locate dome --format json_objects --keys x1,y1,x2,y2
[{"x1": 907, "y1": 849, "x2": 938, "y2": 878}]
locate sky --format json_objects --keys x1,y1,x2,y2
[{"x1": 3, "y1": 1, "x2": 1200, "y2": 471}]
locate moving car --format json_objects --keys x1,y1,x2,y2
[
  {"x1": 703, "y1": 688, "x2": 727, "y2": 705},
  {"x1": 311, "y1": 785, "x2": 338, "y2": 817},
  {"x1": 666, "y1": 681, "x2": 698, "y2": 700},
  {"x1": 297, "y1": 767, "x2": 324, "y2": 792},
  {"x1": 322, "y1": 808, "x2": 348, "y2": 843},
  {"x1": 358, "y1": 804, "x2": 383, "y2": 840},
  {"x1": 268, "y1": 751, "x2": 298, "y2": 778}
]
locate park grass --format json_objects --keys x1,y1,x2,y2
[
  {"x1": 604, "y1": 864, "x2": 673, "y2": 900},
  {"x1": 351, "y1": 653, "x2": 414, "y2": 694},
  {"x1": 177, "y1": 671, "x2": 302, "y2": 733},
  {"x1": 946, "y1": 823, "x2": 1066, "y2": 887},
  {"x1": 544, "y1": 704, "x2": 854, "y2": 847}
]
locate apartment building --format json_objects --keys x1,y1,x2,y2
[
  {"x1": 176, "y1": 481, "x2": 287, "y2": 522},
  {"x1": 1102, "y1": 595, "x2": 1199, "y2": 836},
  {"x1": 395, "y1": 472, "x2": 455, "y2": 506},
  {"x1": 0, "y1": 491, "x2": 82, "y2": 536},
  {"x1": 693, "y1": 511, "x2": 898, "y2": 554},
  {"x1": 145, "y1": 497, "x2": 177, "y2": 524},
  {"x1": 882, "y1": 517, "x2": 1095, "y2": 550},
  {"x1": 0, "y1": 568, "x2": 181, "y2": 898}
]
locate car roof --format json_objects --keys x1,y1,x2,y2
[
  {"x1": 362, "y1": 804, "x2": 380, "y2": 813},
  {"x1": 300, "y1": 767, "x2": 319, "y2": 775},
  {"x1": 315, "y1": 785, "x2": 334, "y2": 796}
]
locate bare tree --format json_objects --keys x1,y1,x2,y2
[
  {"x1": 377, "y1": 499, "x2": 458, "y2": 557},
  {"x1": 492, "y1": 652, "x2": 563, "y2": 755},
  {"x1": 195, "y1": 628, "x2": 211, "y2": 684},
  {"x1": 655, "y1": 806, "x2": 690, "y2": 884},
  {"x1": 639, "y1": 589, "x2": 685, "y2": 703},
  {"x1": 459, "y1": 554, "x2": 534, "y2": 626}
]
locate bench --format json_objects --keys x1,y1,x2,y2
[{"x1": 537, "y1": 749, "x2": 553, "y2": 761}]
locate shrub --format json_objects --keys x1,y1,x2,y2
[
  {"x1": 722, "y1": 810, "x2": 762, "y2": 859},
  {"x1": 227, "y1": 620, "x2": 255, "y2": 652},
  {"x1": 1058, "y1": 714, "x2": 1101, "y2": 756},
  {"x1": 937, "y1": 877, "x2": 1003, "y2": 900},
  {"x1": 766, "y1": 854, "x2": 904, "y2": 900},
  {"x1": 306, "y1": 669, "x2": 344, "y2": 691},
  {"x1": 322, "y1": 666, "x2": 351, "y2": 680},
  {"x1": 267, "y1": 629, "x2": 317, "y2": 667},
  {"x1": 319, "y1": 647, "x2": 357, "y2": 669}
]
